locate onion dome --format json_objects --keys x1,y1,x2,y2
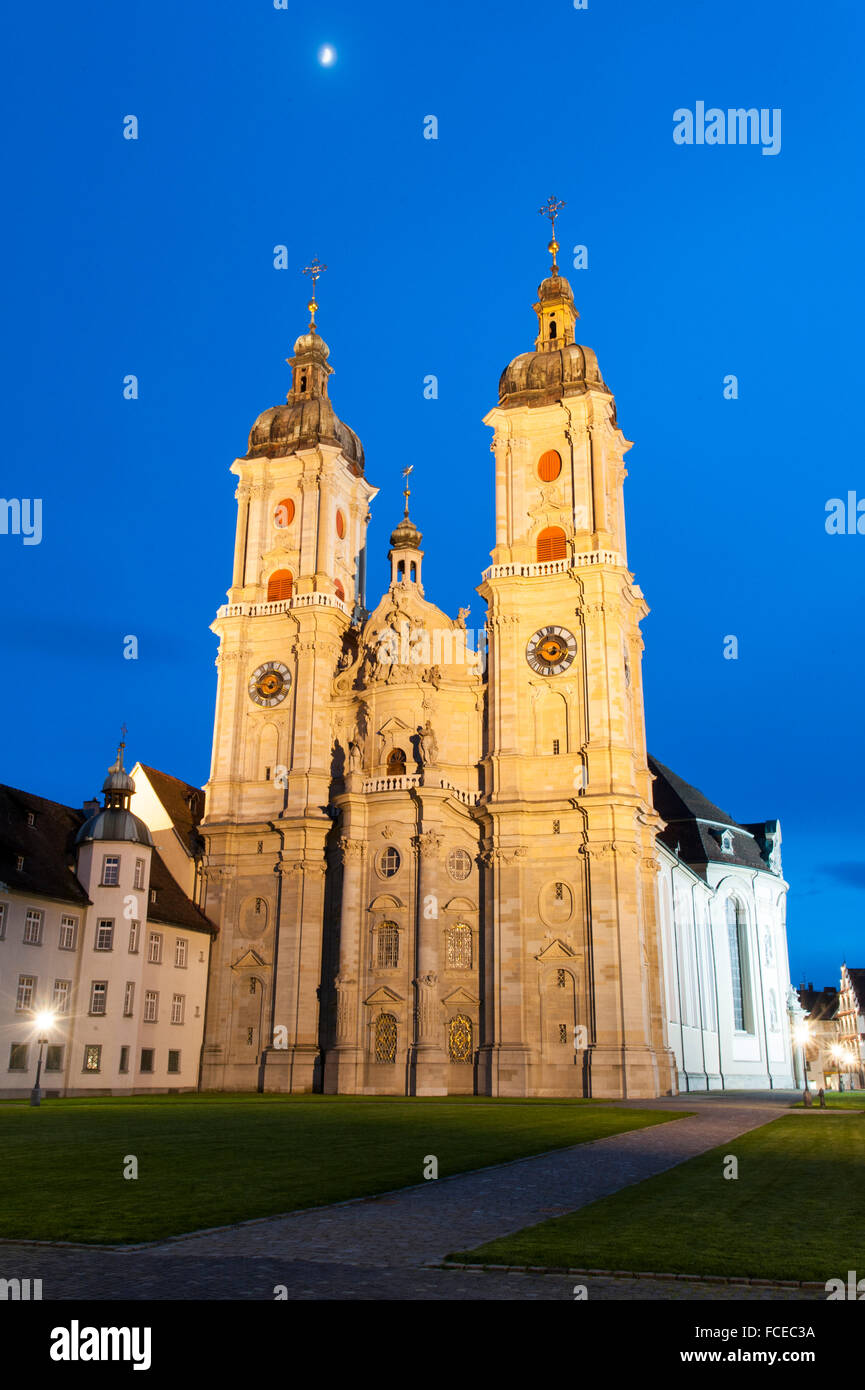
[
  {"x1": 245, "y1": 273, "x2": 364, "y2": 469},
  {"x1": 389, "y1": 514, "x2": 422, "y2": 550},
  {"x1": 499, "y1": 272, "x2": 610, "y2": 405},
  {"x1": 75, "y1": 743, "x2": 154, "y2": 847}
]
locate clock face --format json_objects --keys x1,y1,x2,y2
[
  {"x1": 248, "y1": 661, "x2": 291, "y2": 707},
  {"x1": 526, "y1": 626, "x2": 577, "y2": 677}
]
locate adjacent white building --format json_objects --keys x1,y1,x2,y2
[
  {"x1": 650, "y1": 757, "x2": 797, "y2": 1091},
  {"x1": 0, "y1": 746, "x2": 215, "y2": 1097}
]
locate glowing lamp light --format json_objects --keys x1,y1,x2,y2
[
  {"x1": 318, "y1": 44, "x2": 337, "y2": 67},
  {"x1": 33, "y1": 1009, "x2": 56, "y2": 1034},
  {"x1": 792, "y1": 1022, "x2": 811, "y2": 1047}
]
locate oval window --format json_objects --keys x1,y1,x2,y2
[
  {"x1": 538, "y1": 450, "x2": 562, "y2": 482},
  {"x1": 273, "y1": 498, "x2": 295, "y2": 528},
  {"x1": 336, "y1": 509, "x2": 346, "y2": 539}
]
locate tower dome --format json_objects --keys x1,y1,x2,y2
[
  {"x1": 75, "y1": 742, "x2": 154, "y2": 847},
  {"x1": 499, "y1": 200, "x2": 612, "y2": 407},
  {"x1": 245, "y1": 264, "x2": 364, "y2": 469}
]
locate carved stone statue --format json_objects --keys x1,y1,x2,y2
[
  {"x1": 418, "y1": 720, "x2": 438, "y2": 766},
  {"x1": 456, "y1": 605, "x2": 470, "y2": 629},
  {"x1": 348, "y1": 739, "x2": 363, "y2": 773}
]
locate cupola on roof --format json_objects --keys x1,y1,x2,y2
[
  {"x1": 245, "y1": 259, "x2": 365, "y2": 470},
  {"x1": 498, "y1": 197, "x2": 611, "y2": 406},
  {"x1": 75, "y1": 741, "x2": 154, "y2": 848}
]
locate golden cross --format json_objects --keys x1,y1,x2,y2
[
  {"x1": 402, "y1": 464, "x2": 413, "y2": 517},
  {"x1": 538, "y1": 196, "x2": 566, "y2": 273},
  {"x1": 302, "y1": 257, "x2": 328, "y2": 329}
]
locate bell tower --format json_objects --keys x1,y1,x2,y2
[
  {"x1": 201, "y1": 267, "x2": 378, "y2": 1093},
  {"x1": 477, "y1": 200, "x2": 675, "y2": 1099}
]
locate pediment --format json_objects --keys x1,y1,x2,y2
[
  {"x1": 377, "y1": 715, "x2": 413, "y2": 735},
  {"x1": 442, "y1": 985, "x2": 479, "y2": 1005},
  {"x1": 368, "y1": 894, "x2": 405, "y2": 911},
  {"x1": 535, "y1": 938, "x2": 575, "y2": 962},
  {"x1": 231, "y1": 949, "x2": 269, "y2": 972},
  {"x1": 363, "y1": 986, "x2": 404, "y2": 1006},
  {"x1": 443, "y1": 896, "x2": 476, "y2": 912}
]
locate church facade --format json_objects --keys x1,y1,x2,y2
[{"x1": 198, "y1": 234, "x2": 797, "y2": 1098}]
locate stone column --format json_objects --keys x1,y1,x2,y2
[
  {"x1": 323, "y1": 836, "x2": 366, "y2": 1094},
  {"x1": 477, "y1": 845, "x2": 531, "y2": 1097},
  {"x1": 263, "y1": 857, "x2": 326, "y2": 1093},
  {"x1": 408, "y1": 829, "x2": 447, "y2": 1095}
]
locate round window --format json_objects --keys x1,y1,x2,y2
[
  {"x1": 538, "y1": 450, "x2": 562, "y2": 482},
  {"x1": 274, "y1": 498, "x2": 295, "y2": 528},
  {"x1": 447, "y1": 848, "x2": 472, "y2": 881}
]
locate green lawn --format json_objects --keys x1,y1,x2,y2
[
  {"x1": 0, "y1": 1093, "x2": 678, "y2": 1244},
  {"x1": 451, "y1": 1115, "x2": 865, "y2": 1282},
  {"x1": 795, "y1": 1093, "x2": 865, "y2": 1109}
]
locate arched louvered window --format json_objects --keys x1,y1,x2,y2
[
  {"x1": 375, "y1": 1013, "x2": 398, "y2": 1063},
  {"x1": 536, "y1": 526, "x2": 567, "y2": 562},
  {"x1": 334, "y1": 579, "x2": 345, "y2": 601},
  {"x1": 538, "y1": 449, "x2": 562, "y2": 482},
  {"x1": 267, "y1": 570, "x2": 293, "y2": 602}
]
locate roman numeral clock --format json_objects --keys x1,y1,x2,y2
[
  {"x1": 525, "y1": 625, "x2": 577, "y2": 677},
  {"x1": 248, "y1": 661, "x2": 292, "y2": 708}
]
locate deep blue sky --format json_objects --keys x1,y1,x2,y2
[{"x1": 1, "y1": 0, "x2": 862, "y2": 988}]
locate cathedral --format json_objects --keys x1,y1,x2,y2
[{"x1": 199, "y1": 217, "x2": 798, "y2": 1099}]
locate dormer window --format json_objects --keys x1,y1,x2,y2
[
  {"x1": 26, "y1": 811, "x2": 35, "y2": 828},
  {"x1": 721, "y1": 830, "x2": 734, "y2": 854}
]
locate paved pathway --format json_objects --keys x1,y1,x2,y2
[{"x1": 0, "y1": 1092, "x2": 819, "y2": 1300}]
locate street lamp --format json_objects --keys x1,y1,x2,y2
[{"x1": 29, "y1": 1009, "x2": 56, "y2": 1107}]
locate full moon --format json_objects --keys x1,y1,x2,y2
[{"x1": 318, "y1": 44, "x2": 336, "y2": 66}]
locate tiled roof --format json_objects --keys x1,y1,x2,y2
[
  {"x1": 0, "y1": 784, "x2": 90, "y2": 905},
  {"x1": 147, "y1": 850, "x2": 215, "y2": 936},
  {"x1": 0, "y1": 781, "x2": 214, "y2": 935},
  {"x1": 648, "y1": 756, "x2": 772, "y2": 878}
]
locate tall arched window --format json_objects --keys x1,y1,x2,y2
[
  {"x1": 374, "y1": 1013, "x2": 398, "y2": 1063},
  {"x1": 448, "y1": 1014, "x2": 473, "y2": 1063},
  {"x1": 446, "y1": 924, "x2": 472, "y2": 970},
  {"x1": 726, "y1": 897, "x2": 750, "y2": 1031},
  {"x1": 377, "y1": 922, "x2": 399, "y2": 969},
  {"x1": 536, "y1": 526, "x2": 567, "y2": 562},
  {"x1": 267, "y1": 570, "x2": 293, "y2": 602}
]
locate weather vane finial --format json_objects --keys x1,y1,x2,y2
[
  {"x1": 402, "y1": 464, "x2": 413, "y2": 518},
  {"x1": 538, "y1": 195, "x2": 566, "y2": 274},
  {"x1": 302, "y1": 257, "x2": 328, "y2": 332}
]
